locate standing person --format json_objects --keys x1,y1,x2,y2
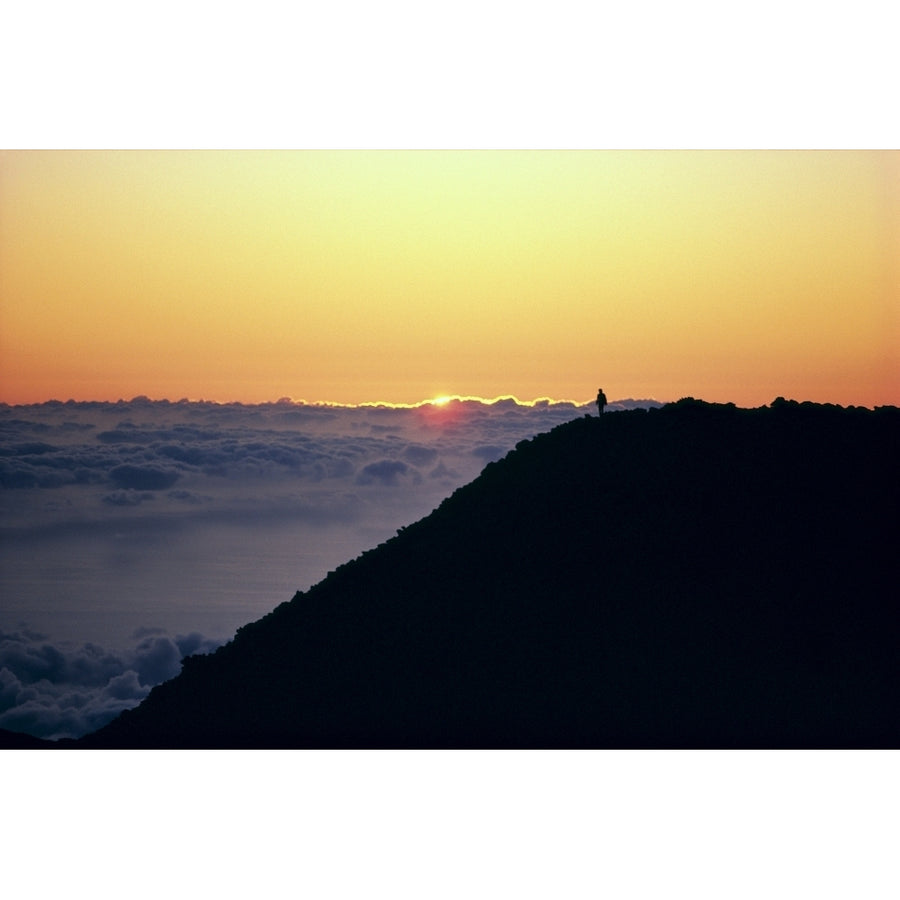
[{"x1": 596, "y1": 388, "x2": 607, "y2": 416}]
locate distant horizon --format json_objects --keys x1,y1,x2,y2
[{"x1": 1, "y1": 392, "x2": 629, "y2": 408}]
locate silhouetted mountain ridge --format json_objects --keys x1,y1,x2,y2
[{"x1": 60, "y1": 399, "x2": 900, "y2": 747}]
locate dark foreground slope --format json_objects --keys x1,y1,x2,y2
[{"x1": 75, "y1": 399, "x2": 898, "y2": 748}]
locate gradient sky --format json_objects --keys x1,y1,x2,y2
[{"x1": 2, "y1": 150, "x2": 897, "y2": 408}]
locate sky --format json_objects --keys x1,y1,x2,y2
[{"x1": 2, "y1": 150, "x2": 897, "y2": 410}]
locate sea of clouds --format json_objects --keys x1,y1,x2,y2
[{"x1": 0, "y1": 395, "x2": 659, "y2": 739}]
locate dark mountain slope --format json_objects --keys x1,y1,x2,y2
[
  {"x1": 76, "y1": 399, "x2": 899, "y2": 748},
  {"x1": 0, "y1": 727, "x2": 53, "y2": 749}
]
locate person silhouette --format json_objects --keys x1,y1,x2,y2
[{"x1": 596, "y1": 388, "x2": 607, "y2": 416}]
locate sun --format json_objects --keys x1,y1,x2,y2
[{"x1": 429, "y1": 395, "x2": 453, "y2": 406}]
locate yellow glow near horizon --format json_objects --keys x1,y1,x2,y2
[
  {"x1": 1, "y1": 150, "x2": 897, "y2": 408},
  {"x1": 302, "y1": 394, "x2": 578, "y2": 411}
]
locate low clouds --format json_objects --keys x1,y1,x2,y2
[
  {"x1": 0, "y1": 627, "x2": 224, "y2": 739},
  {"x1": 402, "y1": 444, "x2": 439, "y2": 467},
  {"x1": 0, "y1": 396, "x2": 623, "y2": 539},
  {"x1": 102, "y1": 489, "x2": 155, "y2": 506},
  {"x1": 109, "y1": 464, "x2": 180, "y2": 491},
  {"x1": 356, "y1": 459, "x2": 417, "y2": 486}
]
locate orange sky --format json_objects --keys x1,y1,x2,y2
[{"x1": 1, "y1": 150, "x2": 897, "y2": 408}]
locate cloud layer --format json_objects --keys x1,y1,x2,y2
[{"x1": 0, "y1": 627, "x2": 222, "y2": 739}]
